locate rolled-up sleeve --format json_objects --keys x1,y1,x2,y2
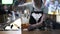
[{"x1": 43, "y1": 7, "x2": 48, "y2": 14}]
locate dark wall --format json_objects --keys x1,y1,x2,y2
[{"x1": 0, "y1": 0, "x2": 1, "y2": 3}]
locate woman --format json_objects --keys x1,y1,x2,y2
[{"x1": 28, "y1": 0, "x2": 46, "y2": 31}]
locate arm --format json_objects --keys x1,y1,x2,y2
[
  {"x1": 18, "y1": 2, "x2": 32, "y2": 7},
  {"x1": 18, "y1": 0, "x2": 33, "y2": 7},
  {"x1": 36, "y1": 14, "x2": 46, "y2": 25}
]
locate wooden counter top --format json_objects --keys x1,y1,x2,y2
[{"x1": 22, "y1": 30, "x2": 60, "y2": 34}]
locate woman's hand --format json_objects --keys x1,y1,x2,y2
[
  {"x1": 8, "y1": 14, "x2": 12, "y2": 16},
  {"x1": 36, "y1": 23, "x2": 42, "y2": 25},
  {"x1": 31, "y1": 23, "x2": 42, "y2": 27},
  {"x1": 31, "y1": 24, "x2": 37, "y2": 27},
  {"x1": 28, "y1": 24, "x2": 36, "y2": 31}
]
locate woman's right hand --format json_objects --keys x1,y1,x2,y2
[
  {"x1": 8, "y1": 14, "x2": 12, "y2": 16},
  {"x1": 28, "y1": 24, "x2": 36, "y2": 31}
]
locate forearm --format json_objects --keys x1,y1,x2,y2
[
  {"x1": 31, "y1": 14, "x2": 46, "y2": 26},
  {"x1": 36, "y1": 14, "x2": 46, "y2": 26},
  {"x1": 18, "y1": 2, "x2": 32, "y2": 7}
]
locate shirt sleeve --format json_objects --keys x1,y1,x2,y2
[
  {"x1": 25, "y1": 3, "x2": 33, "y2": 12},
  {"x1": 43, "y1": 6, "x2": 48, "y2": 14}
]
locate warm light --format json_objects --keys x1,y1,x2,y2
[{"x1": 48, "y1": 10, "x2": 59, "y2": 15}]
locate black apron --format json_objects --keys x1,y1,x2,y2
[
  {"x1": 29, "y1": 8, "x2": 43, "y2": 25},
  {"x1": 28, "y1": 8, "x2": 45, "y2": 31}
]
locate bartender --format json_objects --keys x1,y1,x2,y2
[{"x1": 28, "y1": 0, "x2": 46, "y2": 31}]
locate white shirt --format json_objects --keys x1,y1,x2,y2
[
  {"x1": 32, "y1": 13, "x2": 42, "y2": 21},
  {"x1": 18, "y1": 0, "x2": 44, "y2": 11}
]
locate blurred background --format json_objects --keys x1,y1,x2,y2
[{"x1": 0, "y1": 0, "x2": 60, "y2": 32}]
